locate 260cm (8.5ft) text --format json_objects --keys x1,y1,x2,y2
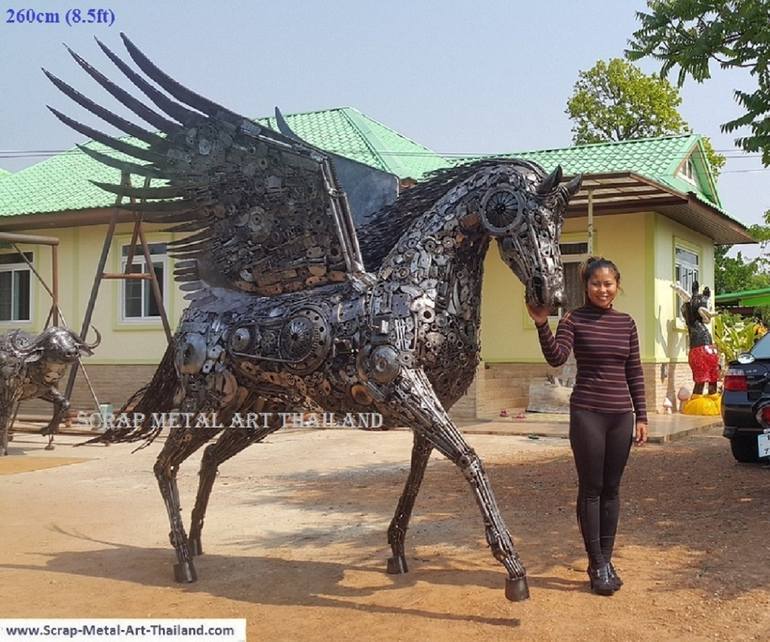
[{"x1": 5, "y1": 8, "x2": 115, "y2": 26}]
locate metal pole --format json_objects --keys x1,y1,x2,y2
[
  {"x1": 138, "y1": 224, "x2": 173, "y2": 342},
  {"x1": 587, "y1": 190, "x2": 594, "y2": 255},
  {"x1": 51, "y1": 243, "x2": 59, "y2": 326},
  {"x1": 63, "y1": 195, "x2": 122, "y2": 401},
  {"x1": 0, "y1": 232, "x2": 60, "y2": 245}
]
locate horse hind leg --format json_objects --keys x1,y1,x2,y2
[
  {"x1": 384, "y1": 368, "x2": 529, "y2": 602},
  {"x1": 154, "y1": 424, "x2": 222, "y2": 582},
  {"x1": 188, "y1": 404, "x2": 285, "y2": 556},
  {"x1": 387, "y1": 432, "x2": 432, "y2": 574}
]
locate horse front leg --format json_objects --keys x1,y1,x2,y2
[
  {"x1": 383, "y1": 368, "x2": 529, "y2": 602},
  {"x1": 154, "y1": 425, "x2": 221, "y2": 582},
  {"x1": 188, "y1": 406, "x2": 284, "y2": 557},
  {"x1": 386, "y1": 432, "x2": 432, "y2": 574}
]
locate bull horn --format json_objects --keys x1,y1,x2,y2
[
  {"x1": 83, "y1": 326, "x2": 102, "y2": 351},
  {"x1": 537, "y1": 165, "x2": 563, "y2": 195},
  {"x1": 564, "y1": 173, "x2": 582, "y2": 197}
]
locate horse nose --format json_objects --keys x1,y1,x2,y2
[{"x1": 532, "y1": 275, "x2": 545, "y2": 304}]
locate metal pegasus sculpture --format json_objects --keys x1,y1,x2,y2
[{"x1": 46, "y1": 33, "x2": 581, "y2": 601}]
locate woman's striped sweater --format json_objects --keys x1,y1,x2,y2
[{"x1": 535, "y1": 305, "x2": 647, "y2": 423}]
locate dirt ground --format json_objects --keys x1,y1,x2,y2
[{"x1": 1, "y1": 426, "x2": 768, "y2": 641}]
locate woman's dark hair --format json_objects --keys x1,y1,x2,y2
[{"x1": 580, "y1": 256, "x2": 621, "y2": 292}]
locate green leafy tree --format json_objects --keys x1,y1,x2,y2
[
  {"x1": 566, "y1": 58, "x2": 725, "y2": 177},
  {"x1": 627, "y1": 0, "x2": 770, "y2": 164},
  {"x1": 567, "y1": 58, "x2": 687, "y2": 143},
  {"x1": 714, "y1": 245, "x2": 770, "y2": 294}
]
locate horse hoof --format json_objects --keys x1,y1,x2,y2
[
  {"x1": 386, "y1": 555, "x2": 408, "y2": 574},
  {"x1": 44, "y1": 443, "x2": 55, "y2": 451},
  {"x1": 189, "y1": 537, "x2": 203, "y2": 557},
  {"x1": 173, "y1": 561, "x2": 197, "y2": 583},
  {"x1": 505, "y1": 576, "x2": 529, "y2": 601}
]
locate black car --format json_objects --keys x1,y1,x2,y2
[{"x1": 722, "y1": 333, "x2": 770, "y2": 463}]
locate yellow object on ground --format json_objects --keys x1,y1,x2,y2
[
  {"x1": 682, "y1": 393, "x2": 722, "y2": 416},
  {"x1": 0, "y1": 457, "x2": 88, "y2": 476}
]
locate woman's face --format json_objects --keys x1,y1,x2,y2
[{"x1": 586, "y1": 267, "x2": 619, "y2": 309}]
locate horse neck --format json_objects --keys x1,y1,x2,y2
[{"x1": 378, "y1": 205, "x2": 491, "y2": 320}]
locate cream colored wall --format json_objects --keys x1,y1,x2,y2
[
  {"x1": 480, "y1": 212, "x2": 650, "y2": 362},
  {"x1": 3, "y1": 212, "x2": 715, "y2": 367},
  {"x1": 649, "y1": 212, "x2": 715, "y2": 363},
  {"x1": 0, "y1": 223, "x2": 185, "y2": 364}
]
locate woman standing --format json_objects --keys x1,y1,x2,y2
[{"x1": 527, "y1": 257, "x2": 648, "y2": 596}]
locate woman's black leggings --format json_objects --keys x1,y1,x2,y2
[{"x1": 569, "y1": 408, "x2": 634, "y2": 568}]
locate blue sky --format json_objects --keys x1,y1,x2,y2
[{"x1": 0, "y1": 0, "x2": 766, "y2": 256}]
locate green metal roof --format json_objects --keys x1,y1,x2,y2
[
  {"x1": 259, "y1": 108, "x2": 446, "y2": 180},
  {"x1": 0, "y1": 107, "x2": 446, "y2": 218},
  {"x1": 715, "y1": 287, "x2": 770, "y2": 304},
  {"x1": 453, "y1": 133, "x2": 721, "y2": 209}
]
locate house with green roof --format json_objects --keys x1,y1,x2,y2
[
  {"x1": 468, "y1": 133, "x2": 753, "y2": 419},
  {"x1": 0, "y1": 110, "x2": 753, "y2": 418}
]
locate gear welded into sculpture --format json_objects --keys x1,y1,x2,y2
[
  {"x1": 46, "y1": 33, "x2": 582, "y2": 601},
  {"x1": 0, "y1": 327, "x2": 99, "y2": 454}
]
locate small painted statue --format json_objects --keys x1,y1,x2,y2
[
  {"x1": 671, "y1": 281, "x2": 720, "y2": 414},
  {"x1": 0, "y1": 327, "x2": 100, "y2": 454}
]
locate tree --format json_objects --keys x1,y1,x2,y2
[
  {"x1": 715, "y1": 246, "x2": 766, "y2": 294},
  {"x1": 567, "y1": 58, "x2": 686, "y2": 144},
  {"x1": 627, "y1": 0, "x2": 770, "y2": 164},
  {"x1": 566, "y1": 58, "x2": 725, "y2": 177}
]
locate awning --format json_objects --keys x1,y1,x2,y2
[{"x1": 564, "y1": 172, "x2": 754, "y2": 245}]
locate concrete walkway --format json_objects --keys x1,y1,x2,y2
[{"x1": 458, "y1": 413, "x2": 723, "y2": 443}]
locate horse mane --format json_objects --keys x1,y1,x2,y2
[{"x1": 357, "y1": 158, "x2": 546, "y2": 271}]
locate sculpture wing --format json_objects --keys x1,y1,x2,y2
[{"x1": 45, "y1": 33, "x2": 372, "y2": 297}]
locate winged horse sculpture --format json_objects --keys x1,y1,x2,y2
[{"x1": 46, "y1": 33, "x2": 581, "y2": 601}]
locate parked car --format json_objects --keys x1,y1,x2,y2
[{"x1": 722, "y1": 333, "x2": 770, "y2": 463}]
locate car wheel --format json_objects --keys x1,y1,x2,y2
[{"x1": 730, "y1": 434, "x2": 759, "y2": 463}]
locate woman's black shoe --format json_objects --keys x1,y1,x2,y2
[
  {"x1": 608, "y1": 562, "x2": 623, "y2": 590},
  {"x1": 587, "y1": 564, "x2": 616, "y2": 596}
]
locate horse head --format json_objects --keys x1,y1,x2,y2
[{"x1": 473, "y1": 162, "x2": 581, "y2": 309}]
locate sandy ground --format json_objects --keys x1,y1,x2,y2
[{"x1": 1, "y1": 427, "x2": 768, "y2": 641}]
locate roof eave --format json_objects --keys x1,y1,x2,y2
[{"x1": 563, "y1": 171, "x2": 754, "y2": 245}]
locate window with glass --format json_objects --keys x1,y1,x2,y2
[
  {"x1": 550, "y1": 241, "x2": 589, "y2": 317},
  {"x1": 0, "y1": 252, "x2": 32, "y2": 322},
  {"x1": 121, "y1": 243, "x2": 166, "y2": 320},
  {"x1": 679, "y1": 156, "x2": 696, "y2": 183},
  {"x1": 675, "y1": 246, "x2": 700, "y2": 318}
]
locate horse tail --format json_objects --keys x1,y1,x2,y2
[{"x1": 86, "y1": 343, "x2": 178, "y2": 446}]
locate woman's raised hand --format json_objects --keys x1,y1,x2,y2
[{"x1": 526, "y1": 304, "x2": 550, "y2": 327}]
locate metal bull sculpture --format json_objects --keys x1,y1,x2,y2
[
  {"x1": 46, "y1": 33, "x2": 581, "y2": 601},
  {"x1": 0, "y1": 327, "x2": 99, "y2": 455}
]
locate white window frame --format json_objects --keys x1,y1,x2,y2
[
  {"x1": 675, "y1": 245, "x2": 700, "y2": 319},
  {"x1": 0, "y1": 252, "x2": 33, "y2": 324},
  {"x1": 120, "y1": 244, "x2": 168, "y2": 322},
  {"x1": 679, "y1": 156, "x2": 696, "y2": 185},
  {"x1": 549, "y1": 241, "x2": 589, "y2": 320}
]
